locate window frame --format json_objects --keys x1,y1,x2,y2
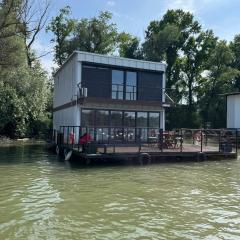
[{"x1": 111, "y1": 69, "x2": 138, "y2": 101}]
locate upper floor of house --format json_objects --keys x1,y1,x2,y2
[{"x1": 53, "y1": 51, "x2": 167, "y2": 108}]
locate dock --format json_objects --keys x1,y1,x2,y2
[{"x1": 52, "y1": 127, "x2": 238, "y2": 165}]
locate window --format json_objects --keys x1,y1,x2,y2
[
  {"x1": 81, "y1": 109, "x2": 95, "y2": 126},
  {"x1": 124, "y1": 111, "x2": 136, "y2": 142},
  {"x1": 110, "y1": 111, "x2": 123, "y2": 126},
  {"x1": 110, "y1": 111, "x2": 123, "y2": 141},
  {"x1": 149, "y1": 112, "x2": 160, "y2": 128},
  {"x1": 137, "y1": 112, "x2": 148, "y2": 127},
  {"x1": 96, "y1": 110, "x2": 109, "y2": 126},
  {"x1": 124, "y1": 112, "x2": 136, "y2": 127},
  {"x1": 112, "y1": 70, "x2": 124, "y2": 99},
  {"x1": 111, "y1": 70, "x2": 137, "y2": 100},
  {"x1": 126, "y1": 72, "x2": 137, "y2": 100},
  {"x1": 136, "y1": 112, "x2": 148, "y2": 141}
]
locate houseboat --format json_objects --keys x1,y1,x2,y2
[
  {"x1": 53, "y1": 51, "x2": 168, "y2": 143},
  {"x1": 52, "y1": 51, "x2": 237, "y2": 164}
]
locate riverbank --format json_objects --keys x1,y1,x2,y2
[{"x1": 0, "y1": 136, "x2": 46, "y2": 147}]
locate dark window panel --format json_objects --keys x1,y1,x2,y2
[
  {"x1": 149, "y1": 112, "x2": 160, "y2": 128},
  {"x1": 82, "y1": 65, "x2": 111, "y2": 98},
  {"x1": 82, "y1": 109, "x2": 95, "y2": 126},
  {"x1": 137, "y1": 112, "x2": 148, "y2": 127},
  {"x1": 138, "y1": 72, "x2": 163, "y2": 101},
  {"x1": 124, "y1": 112, "x2": 135, "y2": 127},
  {"x1": 110, "y1": 111, "x2": 123, "y2": 127},
  {"x1": 96, "y1": 110, "x2": 109, "y2": 126}
]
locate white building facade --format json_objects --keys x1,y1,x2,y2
[{"x1": 53, "y1": 51, "x2": 168, "y2": 142}]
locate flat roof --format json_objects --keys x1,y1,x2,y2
[
  {"x1": 221, "y1": 92, "x2": 240, "y2": 97},
  {"x1": 54, "y1": 51, "x2": 167, "y2": 76}
]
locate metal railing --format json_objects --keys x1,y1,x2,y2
[{"x1": 52, "y1": 127, "x2": 238, "y2": 155}]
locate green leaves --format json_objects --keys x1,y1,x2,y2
[
  {"x1": 46, "y1": 6, "x2": 76, "y2": 66},
  {"x1": 0, "y1": 63, "x2": 51, "y2": 138},
  {"x1": 48, "y1": 9, "x2": 119, "y2": 66}
]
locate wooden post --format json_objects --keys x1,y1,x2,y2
[{"x1": 200, "y1": 130, "x2": 203, "y2": 152}]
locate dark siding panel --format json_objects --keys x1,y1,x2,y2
[
  {"x1": 138, "y1": 72, "x2": 163, "y2": 101},
  {"x1": 82, "y1": 65, "x2": 111, "y2": 98}
]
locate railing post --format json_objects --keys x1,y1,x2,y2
[
  {"x1": 67, "y1": 126, "x2": 69, "y2": 147},
  {"x1": 200, "y1": 129, "x2": 203, "y2": 152},
  {"x1": 218, "y1": 130, "x2": 221, "y2": 152},
  {"x1": 236, "y1": 129, "x2": 238, "y2": 155},
  {"x1": 72, "y1": 127, "x2": 75, "y2": 149},
  {"x1": 159, "y1": 128, "x2": 163, "y2": 152},
  {"x1": 180, "y1": 128, "x2": 183, "y2": 152},
  {"x1": 78, "y1": 126, "x2": 80, "y2": 152}
]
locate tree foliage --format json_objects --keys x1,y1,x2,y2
[
  {"x1": 0, "y1": 0, "x2": 51, "y2": 138},
  {"x1": 2, "y1": 3, "x2": 240, "y2": 136},
  {"x1": 48, "y1": 10, "x2": 119, "y2": 66}
]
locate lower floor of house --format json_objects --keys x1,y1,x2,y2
[{"x1": 53, "y1": 105, "x2": 165, "y2": 143}]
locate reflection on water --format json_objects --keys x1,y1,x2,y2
[{"x1": 0, "y1": 145, "x2": 240, "y2": 240}]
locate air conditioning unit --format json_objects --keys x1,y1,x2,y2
[{"x1": 80, "y1": 88, "x2": 88, "y2": 97}]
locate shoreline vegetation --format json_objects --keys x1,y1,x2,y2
[
  {"x1": 0, "y1": 2, "x2": 240, "y2": 139},
  {"x1": 0, "y1": 136, "x2": 46, "y2": 147}
]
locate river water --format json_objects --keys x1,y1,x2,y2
[{"x1": 0, "y1": 144, "x2": 240, "y2": 240}]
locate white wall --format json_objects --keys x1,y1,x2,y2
[
  {"x1": 53, "y1": 54, "x2": 77, "y2": 108},
  {"x1": 227, "y1": 95, "x2": 240, "y2": 128},
  {"x1": 53, "y1": 54, "x2": 81, "y2": 132}
]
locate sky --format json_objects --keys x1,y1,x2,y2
[{"x1": 34, "y1": 0, "x2": 240, "y2": 74}]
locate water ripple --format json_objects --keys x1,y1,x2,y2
[{"x1": 0, "y1": 145, "x2": 240, "y2": 239}]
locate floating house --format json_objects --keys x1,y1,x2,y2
[
  {"x1": 51, "y1": 51, "x2": 237, "y2": 163},
  {"x1": 226, "y1": 92, "x2": 240, "y2": 128},
  {"x1": 53, "y1": 51, "x2": 169, "y2": 142}
]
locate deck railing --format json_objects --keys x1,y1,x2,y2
[{"x1": 52, "y1": 127, "x2": 238, "y2": 154}]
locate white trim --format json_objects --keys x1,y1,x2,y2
[{"x1": 76, "y1": 51, "x2": 166, "y2": 72}]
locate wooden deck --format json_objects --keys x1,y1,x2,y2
[
  {"x1": 54, "y1": 127, "x2": 238, "y2": 164},
  {"x1": 66, "y1": 143, "x2": 237, "y2": 165}
]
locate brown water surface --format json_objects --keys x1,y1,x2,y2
[{"x1": 0, "y1": 144, "x2": 240, "y2": 239}]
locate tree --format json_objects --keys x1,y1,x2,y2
[
  {"x1": 20, "y1": 0, "x2": 50, "y2": 67},
  {"x1": 0, "y1": 0, "x2": 26, "y2": 69},
  {"x1": 118, "y1": 32, "x2": 143, "y2": 59},
  {"x1": 0, "y1": 0, "x2": 52, "y2": 138},
  {"x1": 47, "y1": 6, "x2": 75, "y2": 66},
  {"x1": 66, "y1": 11, "x2": 118, "y2": 56},
  {"x1": 198, "y1": 40, "x2": 240, "y2": 127},
  {"x1": 143, "y1": 9, "x2": 201, "y2": 89},
  {"x1": 230, "y1": 34, "x2": 240, "y2": 91},
  {"x1": 180, "y1": 30, "x2": 217, "y2": 110}
]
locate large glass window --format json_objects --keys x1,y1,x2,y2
[
  {"x1": 137, "y1": 112, "x2": 148, "y2": 127},
  {"x1": 112, "y1": 70, "x2": 124, "y2": 100},
  {"x1": 95, "y1": 110, "x2": 109, "y2": 142},
  {"x1": 110, "y1": 111, "x2": 123, "y2": 141},
  {"x1": 124, "y1": 111, "x2": 135, "y2": 127},
  {"x1": 96, "y1": 110, "x2": 109, "y2": 126},
  {"x1": 136, "y1": 112, "x2": 148, "y2": 141},
  {"x1": 81, "y1": 109, "x2": 95, "y2": 140},
  {"x1": 110, "y1": 111, "x2": 123, "y2": 126},
  {"x1": 81, "y1": 109, "x2": 95, "y2": 126},
  {"x1": 124, "y1": 111, "x2": 136, "y2": 142},
  {"x1": 149, "y1": 112, "x2": 160, "y2": 128},
  {"x1": 126, "y1": 72, "x2": 137, "y2": 100}
]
